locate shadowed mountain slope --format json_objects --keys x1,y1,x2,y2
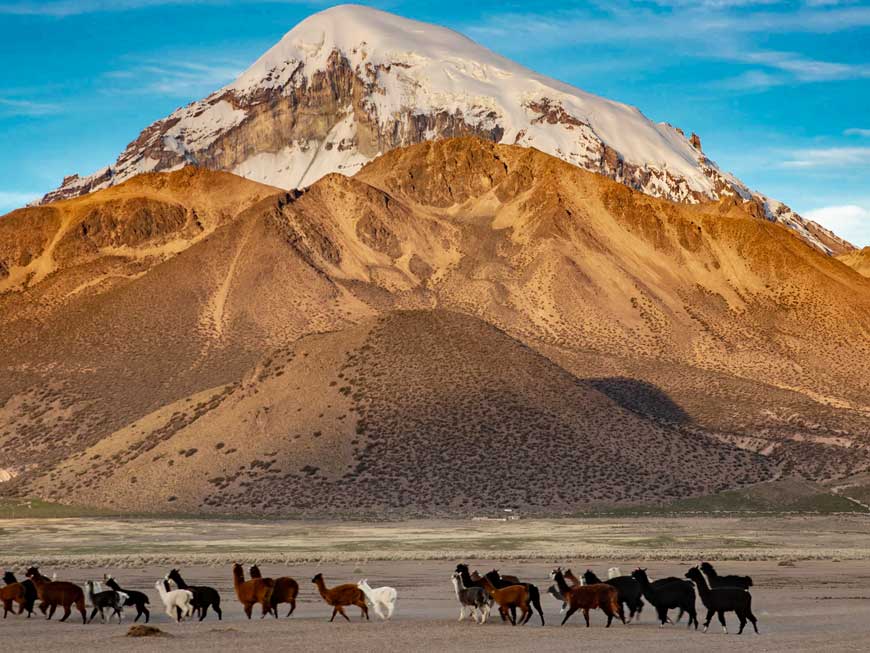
[{"x1": 2, "y1": 138, "x2": 869, "y2": 514}]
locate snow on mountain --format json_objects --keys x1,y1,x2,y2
[{"x1": 38, "y1": 4, "x2": 851, "y2": 255}]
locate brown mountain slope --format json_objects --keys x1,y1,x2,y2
[
  {"x1": 27, "y1": 310, "x2": 773, "y2": 516},
  {"x1": 838, "y1": 247, "x2": 870, "y2": 277},
  {"x1": 2, "y1": 138, "x2": 869, "y2": 513}
]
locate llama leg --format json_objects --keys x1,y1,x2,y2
[
  {"x1": 287, "y1": 599, "x2": 296, "y2": 617},
  {"x1": 143, "y1": 605, "x2": 150, "y2": 623},
  {"x1": 60, "y1": 604, "x2": 71, "y2": 622},
  {"x1": 717, "y1": 610, "x2": 727, "y2": 634},
  {"x1": 214, "y1": 603, "x2": 222, "y2": 620},
  {"x1": 703, "y1": 608, "x2": 714, "y2": 632},
  {"x1": 199, "y1": 604, "x2": 209, "y2": 621},
  {"x1": 747, "y1": 609, "x2": 759, "y2": 634},
  {"x1": 657, "y1": 606, "x2": 668, "y2": 627},
  {"x1": 361, "y1": 602, "x2": 369, "y2": 620},
  {"x1": 520, "y1": 605, "x2": 530, "y2": 626},
  {"x1": 244, "y1": 602, "x2": 253, "y2": 619},
  {"x1": 47, "y1": 603, "x2": 56, "y2": 620},
  {"x1": 737, "y1": 609, "x2": 747, "y2": 634},
  {"x1": 561, "y1": 605, "x2": 578, "y2": 626},
  {"x1": 88, "y1": 606, "x2": 99, "y2": 623},
  {"x1": 387, "y1": 601, "x2": 395, "y2": 619},
  {"x1": 338, "y1": 605, "x2": 350, "y2": 622},
  {"x1": 583, "y1": 608, "x2": 590, "y2": 627}
]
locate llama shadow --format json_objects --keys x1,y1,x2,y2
[{"x1": 586, "y1": 377, "x2": 690, "y2": 424}]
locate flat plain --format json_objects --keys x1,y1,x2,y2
[{"x1": 2, "y1": 515, "x2": 870, "y2": 651}]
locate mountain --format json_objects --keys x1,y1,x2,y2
[
  {"x1": 38, "y1": 4, "x2": 851, "y2": 256},
  {"x1": 3, "y1": 137, "x2": 869, "y2": 515},
  {"x1": 838, "y1": 247, "x2": 870, "y2": 277}
]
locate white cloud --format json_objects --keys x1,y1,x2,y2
[
  {"x1": 805, "y1": 204, "x2": 870, "y2": 248},
  {"x1": 781, "y1": 147, "x2": 870, "y2": 168},
  {"x1": 0, "y1": 97, "x2": 60, "y2": 117},
  {"x1": 845, "y1": 128, "x2": 870, "y2": 137},
  {"x1": 0, "y1": 0, "x2": 322, "y2": 17},
  {"x1": 103, "y1": 60, "x2": 243, "y2": 97},
  {"x1": 0, "y1": 191, "x2": 40, "y2": 214}
]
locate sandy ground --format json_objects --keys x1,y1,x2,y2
[
  {"x1": 2, "y1": 560, "x2": 870, "y2": 651},
  {"x1": 3, "y1": 516, "x2": 870, "y2": 650}
]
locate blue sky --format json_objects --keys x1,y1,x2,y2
[{"x1": 1, "y1": 0, "x2": 868, "y2": 245}]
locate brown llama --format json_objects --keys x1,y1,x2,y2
[
  {"x1": 24, "y1": 567, "x2": 86, "y2": 624},
  {"x1": 1, "y1": 578, "x2": 27, "y2": 618},
  {"x1": 478, "y1": 576, "x2": 530, "y2": 626},
  {"x1": 311, "y1": 573, "x2": 368, "y2": 622},
  {"x1": 249, "y1": 564, "x2": 299, "y2": 617},
  {"x1": 551, "y1": 568, "x2": 622, "y2": 627},
  {"x1": 231, "y1": 563, "x2": 274, "y2": 619}
]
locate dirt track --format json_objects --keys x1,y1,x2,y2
[{"x1": 3, "y1": 559, "x2": 870, "y2": 651}]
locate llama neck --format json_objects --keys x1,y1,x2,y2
[
  {"x1": 553, "y1": 572, "x2": 571, "y2": 594},
  {"x1": 171, "y1": 574, "x2": 188, "y2": 589},
  {"x1": 585, "y1": 572, "x2": 601, "y2": 584},
  {"x1": 313, "y1": 578, "x2": 330, "y2": 599},
  {"x1": 691, "y1": 572, "x2": 712, "y2": 599},
  {"x1": 458, "y1": 568, "x2": 474, "y2": 588},
  {"x1": 359, "y1": 583, "x2": 372, "y2": 600},
  {"x1": 85, "y1": 583, "x2": 96, "y2": 602},
  {"x1": 451, "y1": 576, "x2": 462, "y2": 598},
  {"x1": 232, "y1": 568, "x2": 245, "y2": 589},
  {"x1": 156, "y1": 582, "x2": 168, "y2": 600},
  {"x1": 480, "y1": 578, "x2": 496, "y2": 596}
]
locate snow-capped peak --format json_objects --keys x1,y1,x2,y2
[{"x1": 37, "y1": 4, "x2": 849, "y2": 254}]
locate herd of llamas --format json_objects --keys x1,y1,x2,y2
[{"x1": 1, "y1": 561, "x2": 758, "y2": 635}]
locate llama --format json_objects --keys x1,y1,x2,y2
[
  {"x1": 1, "y1": 574, "x2": 27, "y2": 618},
  {"x1": 686, "y1": 567, "x2": 759, "y2": 634},
  {"x1": 3, "y1": 572, "x2": 36, "y2": 617},
  {"x1": 477, "y1": 575, "x2": 530, "y2": 626},
  {"x1": 699, "y1": 562, "x2": 753, "y2": 589},
  {"x1": 25, "y1": 567, "x2": 86, "y2": 624},
  {"x1": 166, "y1": 568, "x2": 222, "y2": 621},
  {"x1": 583, "y1": 569, "x2": 644, "y2": 623},
  {"x1": 631, "y1": 568, "x2": 698, "y2": 629},
  {"x1": 357, "y1": 579, "x2": 397, "y2": 620},
  {"x1": 232, "y1": 563, "x2": 274, "y2": 619},
  {"x1": 550, "y1": 568, "x2": 622, "y2": 627},
  {"x1": 249, "y1": 564, "x2": 298, "y2": 618},
  {"x1": 154, "y1": 579, "x2": 193, "y2": 622},
  {"x1": 104, "y1": 575, "x2": 150, "y2": 623},
  {"x1": 311, "y1": 573, "x2": 369, "y2": 622},
  {"x1": 483, "y1": 570, "x2": 546, "y2": 626},
  {"x1": 451, "y1": 572, "x2": 489, "y2": 624},
  {"x1": 84, "y1": 580, "x2": 126, "y2": 624}
]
